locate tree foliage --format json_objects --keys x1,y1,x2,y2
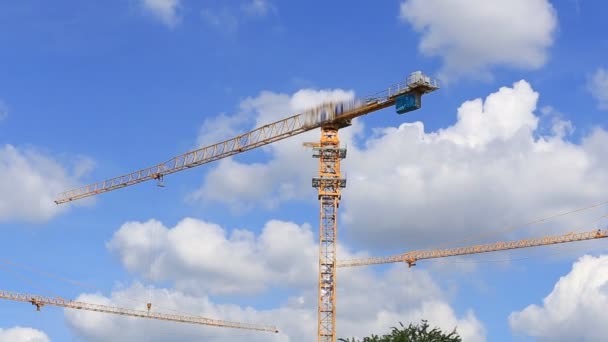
[{"x1": 339, "y1": 320, "x2": 462, "y2": 342}]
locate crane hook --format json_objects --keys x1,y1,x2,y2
[{"x1": 153, "y1": 173, "x2": 165, "y2": 187}]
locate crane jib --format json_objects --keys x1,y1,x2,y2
[
  {"x1": 0, "y1": 289, "x2": 278, "y2": 333},
  {"x1": 54, "y1": 72, "x2": 439, "y2": 204},
  {"x1": 336, "y1": 229, "x2": 608, "y2": 268}
]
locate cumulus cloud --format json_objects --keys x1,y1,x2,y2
[
  {"x1": 342, "y1": 80, "x2": 608, "y2": 249},
  {"x1": 0, "y1": 145, "x2": 94, "y2": 223},
  {"x1": 341, "y1": 81, "x2": 608, "y2": 249},
  {"x1": 140, "y1": 0, "x2": 181, "y2": 28},
  {"x1": 107, "y1": 218, "x2": 318, "y2": 295},
  {"x1": 196, "y1": 112, "x2": 249, "y2": 148},
  {"x1": 588, "y1": 67, "x2": 608, "y2": 110},
  {"x1": 0, "y1": 326, "x2": 49, "y2": 342},
  {"x1": 399, "y1": 0, "x2": 557, "y2": 81},
  {"x1": 191, "y1": 88, "x2": 357, "y2": 212},
  {"x1": 509, "y1": 254, "x2": 608, "y2": 341},
  {"x1": 67, "y1": 268, "x2": 484, "y2": 341},
  {"x1": 101, "y1": 216, "x2": 484, "y2": 340},
  {"x1": 191, "y1": 80, "x2": 608, "y2": 251}
]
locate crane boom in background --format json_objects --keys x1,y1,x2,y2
[
  {"x1": 0, "y1": 289, "x2": 278, "y2": 333},
  {"x1": 337, "y1": 229, "x2": 608, "y2": 268}
]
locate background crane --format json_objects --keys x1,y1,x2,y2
[
  {"x1": 337, "y1": 228, "x2": 608, "y2": 268},
  {"x1": 52, "y1": 71, "x2": 439, "y2": 342},
  {"x1": 0, "y1": 289, "x2": 278, "y2": 333}
]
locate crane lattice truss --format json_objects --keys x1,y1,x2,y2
[
  {"x1": 52, "y1": 71, "x2": 439, "y2": 342},
  {"x1": 54, "y1": 72, "x2": 439, "y2": 205},
  {"x1": 0, "y1": 289, "x2": 278, "y2": 333},
  {"x1": 312, "y1": 126, "x2": 346, "y2": 342},
  {"x1": 337, "y1": 229, "x2": 608, "y2": 268}
]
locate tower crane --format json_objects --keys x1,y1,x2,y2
[
  {"x1": 0, "y1": 289, "x2": 278, "y2": 333},
  {"x1": 337, "y1": 228, "x2": 608, "y2": 268},
  {"x1": 53, "y1": 71, "x2": 439, "y2": 342}
]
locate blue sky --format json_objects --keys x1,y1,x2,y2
[{"x1": 1, "y1": 0, "x2": 608, "y2": 341}]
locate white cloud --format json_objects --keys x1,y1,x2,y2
[
  {"x1": 399, "y1": 0, "x2": 557, "y2": 81},
  {"x1": 197, "y1": 112, "x2": 250, "y2": 148},
  {"x1": 0, "y1": 100, "x2": 7, "y2": 122},
  {"x1": 68, "y1": 265, "x2": 484, "y2": 341},
  {"x1": 191, "y1": 80, "x2": 608, "y2": 251},
  {"x1": 0, "y1": 145, "x2": 94, "y2": 223},
  {"x1": 107, "y1": 218, "x2": 318, "y2": 295},
  {"x1": 140, "y1": 0, "x2": 181, "y2": 28},
  {"x1": 343, "y1": 80, "x2": 608, "y2": 249},
  {"x1": 588, "y1": 67, "x2": 608, "y2": 110},
  {"x1": 435, "y1": 80, "x2": 540, "y2": 146},
  {"x1": 101, "y1": 216, "x2": 484, "y2": 340},
  {"x1": 0, "y1": 326, "x2": 49, "y2": 342},
  {"x1": 191, "y1": 88, "x2": 357, "y2": 212},
  {"x1": 509, "y1": 254, "x2": 608, "y2": 341}
]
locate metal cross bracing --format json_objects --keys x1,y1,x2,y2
[
  {"x1": 337, "y1": 228, "x2": 608, "y2": 268},
  {"x1": 54, "y1": 71, "x2": 438, "y2": 204},
  {"x1": 0, "y1": 289, "x2": 278, "y2": 333},
  {"x1": 311, "y1": 125, "x2": 346, "y2": 342}
]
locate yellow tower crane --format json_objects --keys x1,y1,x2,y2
[
  {"x1": 337, "y1": 228, "x2": 608, "y2": 268},
  {"x1": 0, "y1": 289, "x2": 278, "y2": 333},
  {"x1": 53, "y1": 71, "x2": 439, "y2": 342}
]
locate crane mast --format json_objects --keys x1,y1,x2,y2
[
  {"x1": 0, "y1": 289, "x2": 278, "y2": 333},
  {"x1": 337, "y1": 229, "x2": 608, "y2": 268},
  {"x1": 311, "y1": 125, "x2": 346, "y2": 342}
]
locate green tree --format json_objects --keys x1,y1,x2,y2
[{"x1": 339, "y1": 320, "x2": 462, "y2": 342}]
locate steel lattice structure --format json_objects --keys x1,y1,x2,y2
[
  {"x1": 0, "y1": 289, "x2": 278, "y2": 333},
  {"x1": 54, "y1": 72, "x2": 439, "y2": 205},
  {"x1": 311, "y1": 126, "x2": 346, "y2": 342},
  {"x1": 337, "y1": 229, "x2": 608, "y2": 268}
]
